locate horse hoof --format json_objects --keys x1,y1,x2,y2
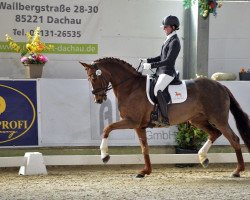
[
  {"x1": 201, "y1": 158, "x2": 209, "y2": 168},
  {"x1": 102, "y1": 155, "x2": 110, "y2": 163},
  {"x1": 230, "y1": 173, "x2": 240, "y2": 178},
  {"x1": 135, "y1": 174, "x2": 145, "y2": 178}
]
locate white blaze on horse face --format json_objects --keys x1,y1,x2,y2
[
  {"x1": 198, "y1": 140, "x2": 212, "y2": 163},
  {"x1": 100, "y1": 138, "x2": 109, "y2": 159}
]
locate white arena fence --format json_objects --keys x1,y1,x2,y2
[{"x1": 1, "y1": 153, "x2": 250, "y2": 168}]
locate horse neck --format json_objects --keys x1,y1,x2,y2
[
  {"x1": 103, "y1": 63, "x2": 144, "y2": 98},
  {"x1": 110, "y1": 67, "x2": 136, "y2": 84}
]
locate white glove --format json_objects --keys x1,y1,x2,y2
[
  {"x1": 139, "y1": 58, "x2": 148, "y2": 63},
  {"x1": 143, "y1": 63, "x2": 151, "y2": 70}
]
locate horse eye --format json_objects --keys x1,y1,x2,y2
[{"x1": 91, "y1": 74, "x2": 97, "y2": 82}]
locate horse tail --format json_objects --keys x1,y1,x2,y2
[{"x1": 225, "y1": 86, "x2": 250, "y2": 152}]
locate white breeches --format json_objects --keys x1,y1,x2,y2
[
  {"x1": 100, "y1": 138, "x2": 109, "y2": 159},
  {"x1": 198, "y1": 140, "x2": 212, "y2": 163},
  {"x1": 154, "y1": 74, "x2": 174, "y2": 96}
]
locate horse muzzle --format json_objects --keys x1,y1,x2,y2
[{"x1": 94, "y1": 94, "x2": 107, "y2": 104}]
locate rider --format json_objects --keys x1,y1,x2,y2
[{"x1": 143, "y1": 15, "x2": 181, "y2": 122}]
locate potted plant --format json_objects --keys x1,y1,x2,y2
[
  {"x1": 176, "y1": 122, "x2": 208, "y2": 152},
  {"x1": 6, "y1": 27, "x2": 53, "y2": 78},
  {"x1": 175, "y1": 122, "x2": 208, "y2": 167}
]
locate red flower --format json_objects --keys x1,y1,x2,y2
[{"x1": 210, "y1": 1, "x2": 215, "y2": 9}]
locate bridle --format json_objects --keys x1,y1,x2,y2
[
  {"x1": 88, "y1": 61, "x2": 143, "y2": 98},
  {"x1": 87, "y1": 63, "x2": 110, "y2": 98}
]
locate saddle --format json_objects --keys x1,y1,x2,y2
[{"x1": 146, "y1": 73, "x2": 187, "y2": 128}]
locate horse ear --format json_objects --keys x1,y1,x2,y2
[{"x1": 79, "y1": 61, "x2": 91, "y2": 70}]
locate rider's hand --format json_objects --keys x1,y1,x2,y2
[
  {"x1": 143, "y1": 63, "x2": 151, "y2": 70},
  {"x1": 139, "y1": 58, "x2": 148, "y2": 63}
]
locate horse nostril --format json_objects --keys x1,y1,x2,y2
[{"x1": 97, "y1": 99, "x2": 102, "y2": 104}]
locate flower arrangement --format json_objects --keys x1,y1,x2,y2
[
  {"x1": 183, "y1": 0, "x2": 222, "y2": 19},
  {"x1": 6, "y1": 27, "x2": 53, "y2": 65}
]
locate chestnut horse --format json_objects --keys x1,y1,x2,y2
[{"x1": 80, "y1": 57, "x2": 250, "y2": 178}]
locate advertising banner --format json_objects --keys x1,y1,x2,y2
[
  {"x1": 0, "y1": 80, "x2": 38, "y2": 146},
  {"x1": 0, "y1": 0, "x2": 102, "y2": 79},
  {"x1": 0, "y1": 0, "x2": 184, "y2": 79},
  {"x1": 0, "y1": 0, "x2": 100, "y2": 54},
  {"x1": 0, "y1": 79, "x2": 249, "y2": 147}
]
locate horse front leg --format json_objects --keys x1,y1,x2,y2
[
  {"x1": 100, "y1": 118, "x2": 138, "y2": 163},
  {"x1": 135, "y1": 128, "x2": 152, "y2": 178}
]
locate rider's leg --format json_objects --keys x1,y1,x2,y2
[
  {"x1": 154, "y1": 74, "x2": 174, "y2": 120},
  {"x1": 157, "y1": 90, "x2": 168, "y2": 119},
  {"x1": 154, "y1": 74, "x2": 174, "y2": 97}
]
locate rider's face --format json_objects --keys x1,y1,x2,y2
[{"x1": 164, "y1": 26, "x2": 174, "y2": 35}]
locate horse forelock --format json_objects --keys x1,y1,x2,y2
[{"x1": 94, "y1": 57, "x2": 140, "y2": 75}]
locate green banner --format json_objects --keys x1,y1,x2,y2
[{"x1": 0, "y1": 42, "x2": 98, "y2": 54}]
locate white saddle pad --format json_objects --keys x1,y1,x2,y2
[
  {"x1": 168, "y1": 81, "x2": 187, "y2": 104},
  {"x1": 146, "y1": 75, "x2": 187, "y2": 105}
]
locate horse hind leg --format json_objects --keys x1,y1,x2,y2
[
  {"x1": 216, "y1": 123, "x2": 245, "y2": 177},
  {"x1": 192, "y1": 119, "x2": 244, "y2": 177},
  {"x1": 190, "y1": 119, "x2": 222, "y2": 168}
]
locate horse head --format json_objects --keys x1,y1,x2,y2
[{"x1": 80, "y1": 61, "x2": 110, "y2": 104}]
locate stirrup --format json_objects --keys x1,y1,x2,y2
[
  {"x1": 151, "y1": 111, "x2": 158, "y2": 121},
  {"x1": 150, "y1": 105, "x2": 159, "y2": 121}
]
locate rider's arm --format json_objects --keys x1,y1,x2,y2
[
  {"x1": 147, "y1": 56, "x2": 161, "y2": 63},
  {"x1": 150, "y1": 40, "x2": 180, "y2": 69}
]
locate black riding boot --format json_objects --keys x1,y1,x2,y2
[{"x1": 156, "y1": 90, "x2": 169, "y2": 124}]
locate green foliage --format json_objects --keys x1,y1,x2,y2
[
  {"x1": 175, "y1": 122, "x2": 208, "y2": 150},
  {"x1": 183, "y1": 0, "x2": 195, "y2": 9},
  {"x1": 183, "y1": 0, "x2": 222, "y2": 19}
]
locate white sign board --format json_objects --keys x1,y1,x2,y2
[
  {"x1": 0, "y1": 0, "x2": 184, "y2": 79},
  {"x1": 37, "y1": 80, "x2": 250, "y2": 147}
]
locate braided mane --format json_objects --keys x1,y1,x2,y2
[{"x1": 94, "y1": 57, "x2": 140, "y2": 75}]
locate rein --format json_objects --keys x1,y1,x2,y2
[{"x1": 91, "y1": 61, "x2": 143, "y2": 95}]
